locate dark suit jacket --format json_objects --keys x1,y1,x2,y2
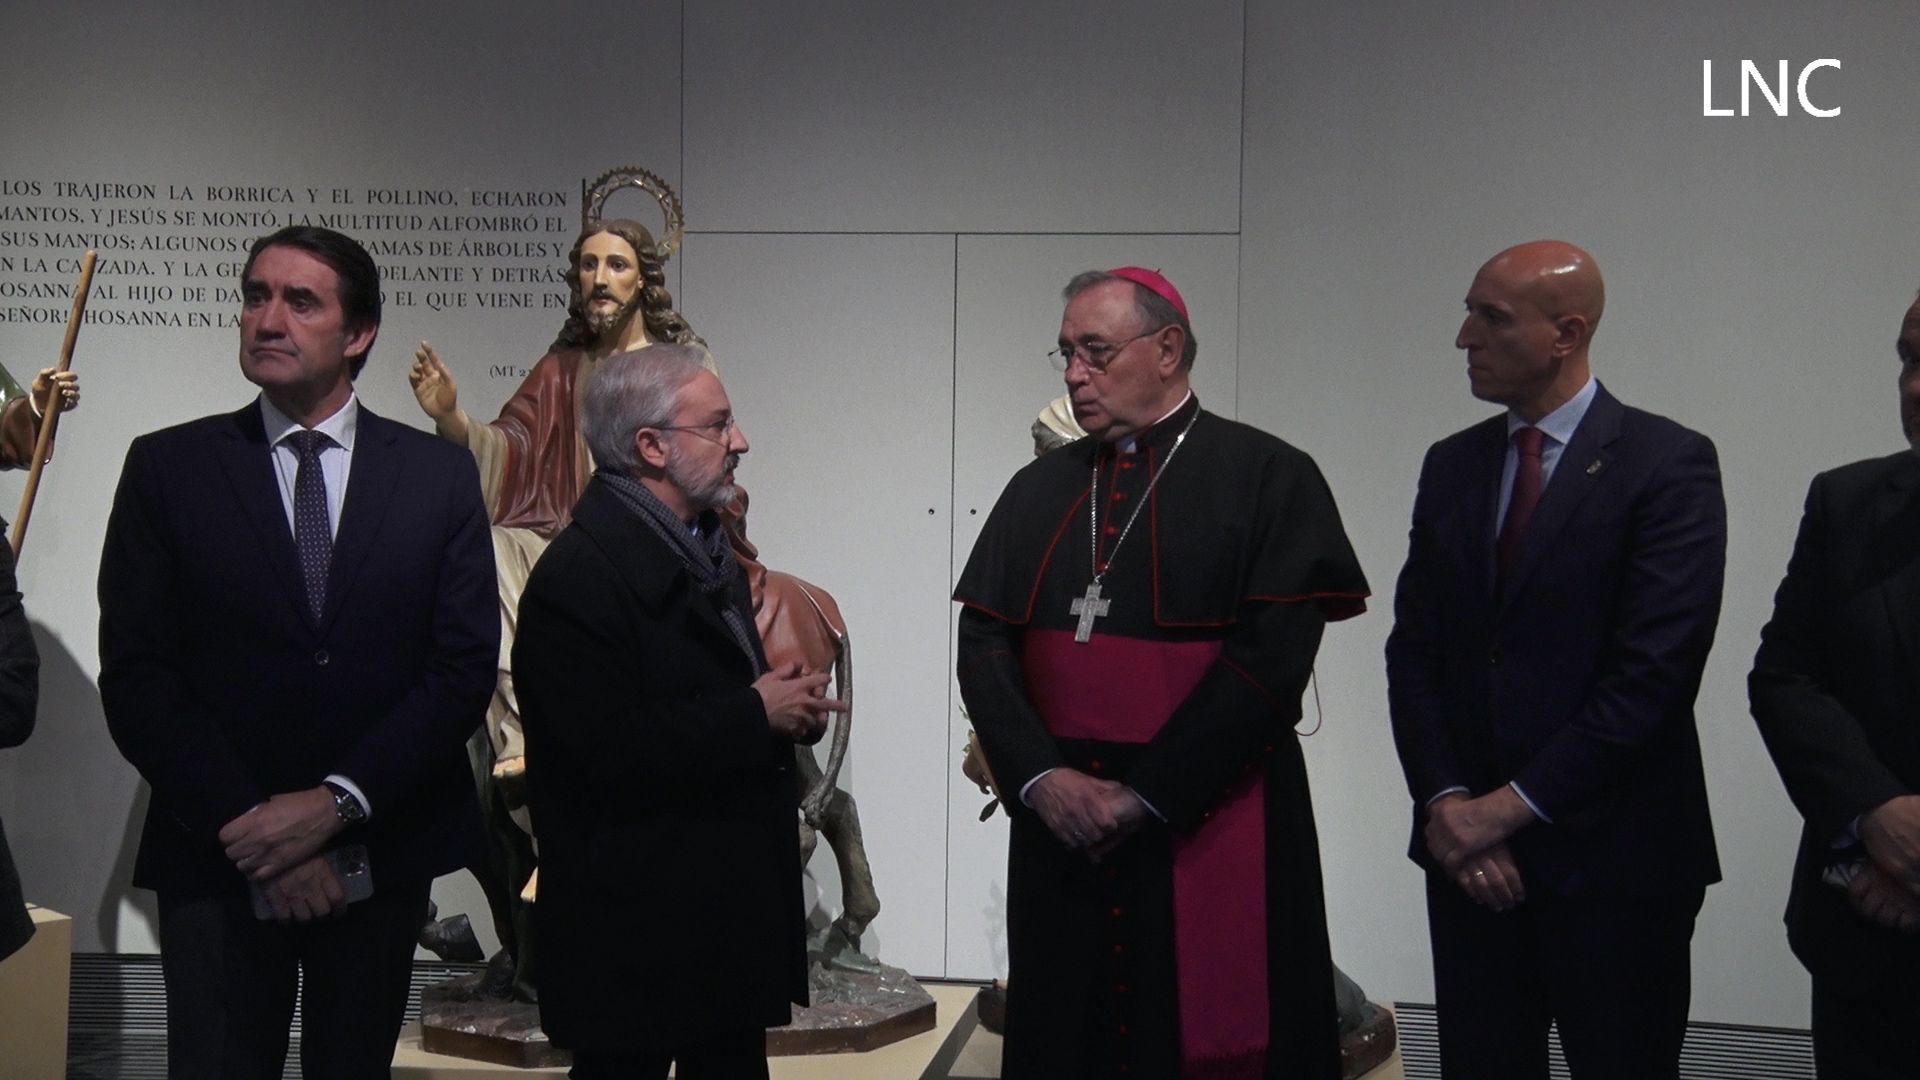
[
  {"x1": 0, "y1": 526, "x2": 39, "y2": 961},
  {"x1": 513, "y1": 476, "x2": 807, "y2": 1051},
  {"x1": 1386, "y1": 384, "x2": 1724, "y2": 897},
  {"x1": 1750, "y1": 451, "x2": 1920, "y2": 989},
  {"x1": 97, "y1": 401, "x2": 497, "y2": 897}
]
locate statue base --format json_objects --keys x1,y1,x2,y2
[
  {"x1": 419, "y1": 973, "x2": 564, "y2": 1069},
  {"x1": 771, "y1": 959, "x2": 938, "y2": 1054},
  {"x1": 976, "y1": 979, "x2": 1007, "y2": 1034},
  {"x1": 1340, "y1": 1003, "x2": 1398, "y2": 1080},
  {"x1": 418, "y1": 960, "x2": 937, "y2": 1067}
]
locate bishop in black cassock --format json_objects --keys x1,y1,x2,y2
[{"x1": 955, "y1": 268, "x2": 1368, "y2": 1079}]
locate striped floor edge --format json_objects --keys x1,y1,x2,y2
[{"x1": 1392, "y1": 1001, "x2": 1816, "y2": 1080}]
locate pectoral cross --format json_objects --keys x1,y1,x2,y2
[{"x1": 1069, "y1": 581, "x2": 1111, "y2": 643}]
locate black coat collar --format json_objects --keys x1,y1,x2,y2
[{"x1": 568, "y1": 475, "x2": 758, "y2": 670}]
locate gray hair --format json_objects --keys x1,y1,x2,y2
[
  {"x1": 1063, "y1": 269, "x2": 1198, "y2": 371},
  {"x1": 580, "y1": 343, "x2": 712, "y2": 472}
]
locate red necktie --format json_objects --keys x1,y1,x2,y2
[{"x1": 1497, "y1": 426, "x2": 1545, "y2": 576}]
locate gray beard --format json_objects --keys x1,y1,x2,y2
[{"x1": 667, "y1": 450, "x2": 740, "y2": 514}]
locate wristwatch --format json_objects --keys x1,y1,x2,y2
[{"x1": 324, "y1": 781, "x2": 367, "y2": 826}]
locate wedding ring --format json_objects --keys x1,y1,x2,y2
[{"x1": 1473, "y1": 869, "x2": 1486, "y2": 877}]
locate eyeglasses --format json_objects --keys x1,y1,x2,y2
[
  {"x1": 1047, "y1": 328, "x2": 1162, "y2": 373},
  {"x1": 653, "y1": 415, "x2": 738, "y2": 444}
]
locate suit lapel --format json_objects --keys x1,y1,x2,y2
[
  {"x1": 1871, "y1": 455, "x2": 1920, "y2": 703},
  {"x1": 215, "y1": 404, "x2": 313, "y2": 628},
  {"x1": 1498, "y1": 386, "x2": 1623, "y2": 609},
  {"x1": 319, "y1": 407, "x2": 401, "y2": 636},
  {"x1": 1465, "y1": 420, "x2": 1503, "y2": 596}
]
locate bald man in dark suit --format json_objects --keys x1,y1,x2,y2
[{"x1": 1387, "y1": 241, "x2": 1725, "y2": 1079}]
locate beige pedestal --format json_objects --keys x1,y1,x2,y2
[
  {"x1": 393, "y1": 983, "x2": 975, "y2": 1080},
  {"x1": 0, "y1": 905, "x2": 73, "y2": 1080}
]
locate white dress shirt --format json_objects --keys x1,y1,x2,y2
[{"x1": 256, "y1": 393, "x2": 371, "y2": 818}]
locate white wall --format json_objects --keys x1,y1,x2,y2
[{"x1": 2, "y1": 0, "x2": 1915, "y2": 1029}]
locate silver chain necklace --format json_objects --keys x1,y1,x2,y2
[{"x1": 1068, "y1": 407, "x2": 1201, "y2": 643}]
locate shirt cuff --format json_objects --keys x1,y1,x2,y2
[
  {"x1": 1833, "y1": 816, "x2": 1863, "y2": 849},
  {"x1": 1823, "y1": 857, "x2": 1865, "y2": 889},
  {"x1": 1508, "y1": 781, "x2": 1552, "y2": 824},
  {"x1": 1018, "y1": 768, "x2": 1056, "y2": 809},
  {"x1": 1424, "y1": 785, "x2": 1469, "y2": 808},
  {"x1": 324, "y1": 774, "x2": 370, "y2": 819}
]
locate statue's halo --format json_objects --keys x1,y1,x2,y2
[{"x1": 582, "y1": 166, "x2": 684, "y2": 261}]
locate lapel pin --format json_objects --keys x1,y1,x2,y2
[{"x1": 1586, "y1": 460, "x2": 1604, "y2": 476}]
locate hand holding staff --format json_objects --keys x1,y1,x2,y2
[{"x1": 10, "y1": 249, "x2": 97, "y2": 559}]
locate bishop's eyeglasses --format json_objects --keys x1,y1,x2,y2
[{"x1": 1047, "y1": 328, "x2": 1163, "y2": 373}]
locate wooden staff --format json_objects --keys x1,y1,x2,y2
[{"x1": 10, "y1": 250, "x2": 97, "y2": 559}]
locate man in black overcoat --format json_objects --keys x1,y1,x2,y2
[{"x1": 512, "y1": 343, "x2": 844, "y2": 1080}]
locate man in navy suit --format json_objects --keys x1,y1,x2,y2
[
  {"x1": 1750, "y1": 293, "x2": 1920, "y2": 1079},
  {"x1": 1385, "y1": 241, "x2": 1725, "y2": 1079},
  {"x1": 99, "y1": 226, "x2": 497, "y2": 1078}
]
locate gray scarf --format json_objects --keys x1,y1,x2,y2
[{"x1": 598, "y1": 470, "x2": 765, "y2": 675}]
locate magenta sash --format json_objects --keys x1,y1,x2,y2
[{"x1": 1021, "y1": 629, "x2": 1269, "y2": 1078}]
